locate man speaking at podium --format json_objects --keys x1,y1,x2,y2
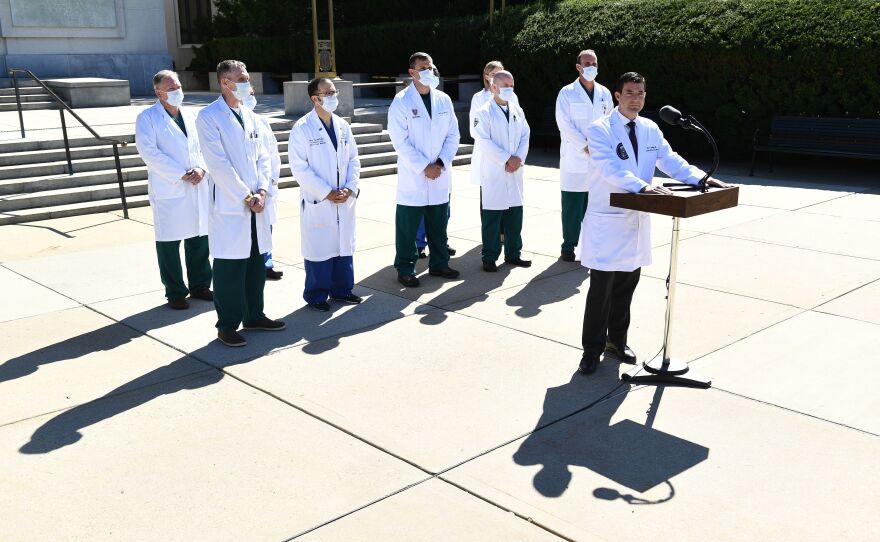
[{"x1": 578, "y1": 72, "x2": 730, "y2": 375}]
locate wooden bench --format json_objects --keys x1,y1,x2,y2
[{"x1": 750, "y1": 116, "x2": 880, "y2": 175}]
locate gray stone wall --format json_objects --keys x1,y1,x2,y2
[{"x1": 0, "y1": 0, "x2": 171, "y2": 94}]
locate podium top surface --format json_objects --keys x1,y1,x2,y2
[{"x1": 610, "y1": 180, "x2": 738, "y2": 218}]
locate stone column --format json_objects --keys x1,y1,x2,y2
[{"x1": 285, "y1": 79, "x2": 353, "y2": 119}]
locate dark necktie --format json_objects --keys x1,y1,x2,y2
[{"x1": 627, "y1": 120, "x2": 638, "y2": 162}]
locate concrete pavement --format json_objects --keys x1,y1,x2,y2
[{"x1": 1, "y1": 155, "x2": 878, "y2": 540}]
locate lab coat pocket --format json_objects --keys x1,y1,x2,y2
[
  {"x1": 303, "y1": 198, "x2": 336, "y2": 229},
  {"x1": 212, "y1": 184, "x2": 246, "y2": 216},
  {"x1": 590, "y1": 212, "x2": 638, "y2": 264},
  {"x1": 150, "y1": 177, "x2": 186, "y2": 200}
]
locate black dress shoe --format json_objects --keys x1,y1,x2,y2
[
  {"x1": 560, "y1": 251, "x2": 576, "y2": 262},
  {"x1": 604, "y1": 343, "x2": 637, "y2": 364},
  {"x1": 168, "y1": 298, "x2": 189, "y2": 310},
  {"x1": 418, "y1": 248, "x2": 427, "y2": 259},
  {"x1": 398, "y1": 274, "x2": 420, "y2": 287},
  {"x1": 331, "y1": 293, "x2": 363, "y2": 304},
  {"x1": 266, "y1": 268, "x2": 284, "y2": 280},
  {"x1": 242, "y1": 317, "x2": 287, "y2": 331},
  {"x1": 218, "y1": 328, "x2": 247, "y2": 347},
  {"x1": 189, "y1": 287, "x2": 213, "y2": 301},
  {"x1": 429, "y1": 266, "x2": 460, "y2": 279},
  {"x1": 505, "y1": 257, "x2": 532, "y2": 268},
  {"x1": 482, "y1": 261, "x2": 498, "y2": 272},
  {"x1": 447, "y1": 245, "x2": 457, "y2": 256},
  {"x1": 307, "y1": 301, "x2": 331, "y2": 312},
  {"x1": 578, "y1": 353, "x2": 600, "y2": 374}
]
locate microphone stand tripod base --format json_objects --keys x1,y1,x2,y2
[{"x1": 622, "y1": 355, "x2": 711, "y2": 389}]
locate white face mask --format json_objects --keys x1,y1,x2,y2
[
  {"x1": 243, "y1": 94, "x2": 257, "y2": 110},
  {"x1": 498, "y1": 87, "x2": 516, "y2": 103},
  {"x1": 231, "y1": 81, "x2": 251, "y2": 102},
  {"x1": 321, "y1": 94, "x2": 338, "y2": 113},
  {"x1": 165, "y1": 88, "x2": 184, "y2": 107},
  {"x1": 417, "y1": 69, "x2": 439, "y2": 89},
  {"x1": 581, "y1": 65, "x2": 598, "y2": 81}
]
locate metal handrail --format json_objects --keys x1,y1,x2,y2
[{"x1": 8, "y1": 68, "x2": 130, "y2": 218}]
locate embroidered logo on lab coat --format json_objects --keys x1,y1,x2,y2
[
  {"x1": 412, "y1": 109, "x2": 420, "y2": 117},
  {"x1": 646, "y1": 145, "x2": 659, "y2": 152},
  {"x1": 616, "y1": 143, "x2": 629, "y2": 160},
  {"x1": 473, "y1": 118, "x2": 479, "y2": 127}
]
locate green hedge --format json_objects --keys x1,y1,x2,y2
[
  {"x1": 188, "y1": 14, "x2": 486, "y2": 76},
  {"x1": 482, "y1": 0, "x2": 880, "y2": 156}
]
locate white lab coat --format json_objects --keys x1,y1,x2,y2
[
  {"x1": 289, "y1": 110, "x2": 360, "y2": 262},
  {"x1": 135, "y1": 101, "x2": 209, "y2": 242},
  {"x1": 196, "y1": 96, "x2": 272, "y2": 260},
  {"x1": 579, "y1": 108, "x2": 705, "y2": 272},
  {"x1": 555, "y1": 78, "x2": 613, "y2": 191},
  {"x1": 468, "y1": 88, "x2": 494, "y2": 186},
  {"x1": 473, "y1": 99, "x2": 530, "y2": 210},
  {"x1": 254, "y1": 115, "x2": 282, "y2": 226},
  {"x1": 387, "y1": 84, "x2": 460, "y2": 206}
]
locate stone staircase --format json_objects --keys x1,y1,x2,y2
[
  {"x1": 0, "y1": 118, "x2": 473, "y2": 225},
  {"x1": 0, "y1": 79, "x2": 58, "y2": 112}
]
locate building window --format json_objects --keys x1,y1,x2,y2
[{"x1": 178, "y1": 0, "x2": 212, "y2": 45}]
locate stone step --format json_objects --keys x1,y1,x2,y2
[
  {"x1": 0, "y1": 179, "x2": 150, "y2": 212},
  {"x1": 0, "y1": 165, "x2": 149, "y2": 197},
  {"x1": 0, "y1": 136, "x2": 397, "y2": 182},
  {"x1": 0, "y1": 101, "x2": 59, "y2": 112},
  {"x1": 0, "y1": 78, "x2": 43, "y2": 89},
  {"x1": 0, "y1": 143, "x2": 141, "y2": 167},
  {"x1": 0, "y1": 153, "x2": 473, "y2": 225},
  {"x1": 0, "y1": 195, "x2": 152, "y2": 226},
  {"x1": 0, "y1": 93, "x2": 54, "y2": 104},
  {"x1": 0, "y1": 153, "x2": 147, "y2": 181},
  {"x1": 0, "y1": 134, "x2": 136, "y2": 154},
  {"x1": 0, "y1": 86, "x2": 47, "y2": 96}
]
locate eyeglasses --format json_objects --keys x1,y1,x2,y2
[{"x1": 318, "y1": 91, "x2": 338, "y2": 97}]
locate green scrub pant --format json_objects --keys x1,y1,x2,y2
[
  {"x1": 155, "y1": 235, "x2": 211, "y2": 300},
  {"x1": 561, "y1": 190, "x2": 589, "y2": 253},
  {"x1": 212, "y1": 213, "x2": 266, "y2": 331},
  {"x1": 394, "y1": 203, "x2": 449, "y2": 276},
  {"x1": 481, "y1": 206, "x2": 523, "y2": 262}
]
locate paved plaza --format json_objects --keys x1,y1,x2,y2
[{"x1": 2, "y1": 99, "x2": 880, "y2": 540}]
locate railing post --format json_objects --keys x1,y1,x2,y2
[
  {"x1": 59, "y1": 109, "x2": 74, "y2": 175},
  {"x1": 113, "y1": 143, "x2": 129, "y2": 219},
  {"x1": 10, "y1": 70, "x2": 25, "y2": 138}
]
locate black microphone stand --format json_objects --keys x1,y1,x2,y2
[{"x1": 684, "y1": 115, "x2": 719, "y2": 193}]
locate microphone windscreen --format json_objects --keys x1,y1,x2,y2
[{"x1": 659, "y1": 105, "x2": 683, "y2": 126}]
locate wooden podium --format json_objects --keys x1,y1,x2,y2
[{"x1": 610, "y1": 181, "x2": 739, "y2": 388}]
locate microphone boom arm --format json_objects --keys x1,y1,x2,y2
[{"x1": 686, "y1": 115, "x2": 719, "y2": 193}]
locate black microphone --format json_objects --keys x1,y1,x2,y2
[{"x1": 659, "y1": 105, "x2": 702, "y2": 133}]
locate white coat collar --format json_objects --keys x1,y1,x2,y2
[{"x1": 405, "y1": 83, "x2": 436, "y2": 120}]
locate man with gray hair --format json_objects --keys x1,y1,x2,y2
[
  {"x1": 135, "y1": 69, "x2": 212, "y2": 310},
  {"x1": 196, "y1": 60, "x2": 285, "y2": 347},
  {"x1": 472, "y1": 70, "x2": 531, "y2": 272}
]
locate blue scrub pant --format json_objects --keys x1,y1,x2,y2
[
  {"x1": 263, "y1": 225, "x2": 274, "y2": 269},
  {"x1": 303, "y1": 255, "x2": 354, "y2": 304}
]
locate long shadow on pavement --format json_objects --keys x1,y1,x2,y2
[
  {"x1": 513, "y1": 376, "x2": 709, "y2": 501},
  {"x1": 0, "y1": 301, "x2": 215, "y2": 384},
  {"x1": 17, "y1": 290, "x2": 414, "y2": 454}
]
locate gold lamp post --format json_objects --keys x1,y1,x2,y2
[{"x1": 311, "y1": 0, "x2": 337, "y2": 78}]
